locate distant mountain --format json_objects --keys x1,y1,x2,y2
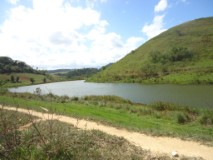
[
  {"x1": 88, "y1": 17, "x2": 213, "y2": 84},
  {"x1": 66, "y1": 68, "x2": 99, "y2": 80},
  {"x1": 47, "y1": 69, "x2": 72, "y2": 74},
  {"x1": 48, "y1": 68, "x2": 99, "y2": 80}
]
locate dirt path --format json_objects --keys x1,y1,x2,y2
[{"x1": 1, "y1": 105, "x2": 213, "y2": 160}]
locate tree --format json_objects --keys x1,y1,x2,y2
[
  {"x1": 10, "y1": 75, "x2": 15, "y2": 83},
  {"x1": 30, "y1": 78, "x2": 35, "y2": 84},
  {"x1": 16, "y1": 76, "x2": 20, "y2": 83},
  {"x1": 43, "y1": 78, "x2": 47, "y2": 83}
]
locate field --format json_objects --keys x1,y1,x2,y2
[{"x1": 0, "y1": 73, "x2": 65, "y2": 87}]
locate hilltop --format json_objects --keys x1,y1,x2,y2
[{"x1": 88, "y1": 17, "x2": 213, "y2": 84}]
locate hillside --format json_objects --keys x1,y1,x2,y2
[
  {"x1": 0, "y1": 57, "x2": 62, "y2": 87},
  {"x1": 0, "y1": 57, "x2": 45, "y2": 74},
  {"x1": 88, "y1": 17, "x2": 213, "y2": 84},
  {"x1": 48, "y1": 68, "x2": 99, "y2": 80}
]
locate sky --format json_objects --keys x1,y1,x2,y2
[{"x1": 0, "y1": 0, "x2": 212, "y2": 70}]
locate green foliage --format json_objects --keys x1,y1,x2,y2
[
  {"x1": 30, "y1": 78, "x2": 35, "y2": 84},
  {"x1": 151, "y1": 102, "x2": 177, "y2": 111},
  {"x1": 43, "y1": 77, "x2": 46, "y2": 83},
  {"x1": 150, "y1": 47, "x2": 194, "y2": 64},
  {"x1": 177, "y1": 113, "x2": 189, "y2": 124},
  {"x1": 10, "y1": 75, "x2": 15, "y2": 83},
  {"x1": 10, "y1": 75, "x2": 20, "y2": 83},
  {"x1": 16, "y1": 76, "x2": 19, "y2": 83},
  {"x1": 141, "y1": 64, "x2": 159, "y2": 78},
  {"x1": 169, "y1": 47, "x2": 193, "y2": 62}
]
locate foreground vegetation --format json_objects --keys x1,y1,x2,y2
[
  {"x1": 0, "y1": 90, "x2": 212, "y2": 146},
  {"x1": 89, "y1": 17, "x2": 213, "y2": 84},
  {"x1": 2, "y1": 110, "x2": 175, "y2": 160}
]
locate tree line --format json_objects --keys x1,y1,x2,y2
[
  {"x1": 0, "y1": 56, "x2": 46, "y2": 75},
  {"x1": 66, "y1": 68, "x2": 99, "y2": 79}
]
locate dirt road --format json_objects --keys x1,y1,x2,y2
[{"x1": 1, "y1": 105, "x2": 213, "y2": 160}]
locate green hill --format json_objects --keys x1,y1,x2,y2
[
  {"x1": 88, "y1": 17, "x2": 213, "y2": 84},
  {"x1": 0, "y1": 57, "x2": 63, "y2": 87}
]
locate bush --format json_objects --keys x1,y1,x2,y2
[
  {"x1": 151, "y1": 102, "x2": 176, "y2": 111},
  {"x1": 71, "y1": 97, "x2": 79, "y2": 101},
  {"x1": 170, "y1": 47, "x2": 193, "y2": 62},
  {"x1": 150, "y1": 47, "x2": 194, "y2": 64},
  {"x1": 177, "y1": 113, "x2": 188, "y2": 124}
]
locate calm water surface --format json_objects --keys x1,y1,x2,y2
[{"x1": 9, "y1": 80, "x2": 213, "y2": 108}]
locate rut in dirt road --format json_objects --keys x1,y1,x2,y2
[{"x1": 1, "y1": 105, "x2": 213, "y2": 160}]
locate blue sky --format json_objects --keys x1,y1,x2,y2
[{"x1": 0, "y1": 0, "x2": 212, "y2": 69}]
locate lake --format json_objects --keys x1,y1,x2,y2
[{"x1": 9, "y1": 80, "x2": 213, "y2": 108}]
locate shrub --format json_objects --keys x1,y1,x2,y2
[
  {"x1": 151, "y1": 102, "x2": 176, "y2": 111},
  {"x1": 177, "y1": 113, "x2": 188, "y2": 124},
  {"x1": 169, "y1": 47, "x2": 193, "y2": 62},
  {"x1": 71, "y1": 97, "x2": 79, "y2": 101},
  {"x1": 150, "y1": 47, "x2": 194, "y2": 64}
]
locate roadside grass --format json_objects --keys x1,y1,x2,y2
[
  {"x1": 0, "y1": 92, "x2": 212, "y2": 145},
  {"x1": 1, "y1": 110, "x2": 176, "y2": 160}
]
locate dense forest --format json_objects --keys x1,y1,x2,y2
[{"x1": 0, "y1": 57, "x2": 46, "y2": 75}]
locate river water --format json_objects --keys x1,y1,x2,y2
[{"x1": 9, "y1": 80, "x2": 213, "y2": 108}]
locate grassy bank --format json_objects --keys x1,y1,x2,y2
[{"x1": 0, "y1": 92, "x2": 212, "y2": 146}]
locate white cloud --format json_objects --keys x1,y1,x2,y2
[
  {"x1": 7, "y1": 0, "x2": 19, "y2": 5},
  {"x1": 86, "y1": 0, "x2": 107, "y2": 8},
  {"x1": 0, "y1": 0, "x2": 142, "y2": 69},
  {"x1": 154, "y1": 0, "x2": 168, "y2": 13},
  {"x1": 141, "y1": 0, "x2": 168, "y2": 40},
  {"x1": 142, "y1": 15, "x2": 166, "y2": 39}
]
